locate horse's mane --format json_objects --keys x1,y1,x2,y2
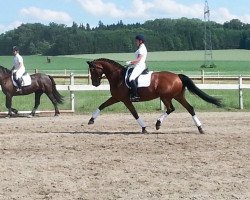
[
  {"x1": 93, "y1": 58, "x2": 124, "y2": 69},
  {"x1": 0, "y1": 65, "x2": 11, "y2": 74}
]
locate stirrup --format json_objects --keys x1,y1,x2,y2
[
  {"x1": 16, "y1": 88, "x2": 22, "y2": 93},
  {"x1": 130, "y1": 95, "x2": 140, "y2": 102}
]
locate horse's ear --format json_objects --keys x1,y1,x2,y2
[{"x1": 86, "y1": 61, "x2": 92, "y2": 66}]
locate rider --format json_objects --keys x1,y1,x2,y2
[
  {"x1": 126, "y1": 34, "x2": 148, "y2": 102},
  {"x1": 12, "y1": 46, "x2": 25, "y2": 92}
]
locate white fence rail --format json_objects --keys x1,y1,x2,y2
[
  {"x1": 1, "y1": 75, "x2": 249, "y2": 114},
  {"x1": 56, "y1": 75, "x2": 249, "y2": 111}
]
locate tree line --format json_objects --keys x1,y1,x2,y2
[{"x1": 0, "y1": 18, "x2": 249, "y2": 55}]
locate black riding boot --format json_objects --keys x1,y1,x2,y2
[
  {"x1": 130, "y1": 80, "x2": 140, "y2": 102},
  {"x1": 16, "y1": 78, "x2": 22, "y2": 92}
]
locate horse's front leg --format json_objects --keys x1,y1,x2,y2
[
  {"x1": 5, "y1": 95, "x2": 13, "y2": 117},
  {"x1": 123, "y1": 100, "x2": 147, "y2": 133},
  {"x1": 88, "y1": 97, "x2": 119, "y2": 125},
  {"x1": 29, "y1": 91, "x2": 43, "y2": 117}
]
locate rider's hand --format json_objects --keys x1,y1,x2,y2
[{"x1": 126, "y1": 61, "x2": 132, "y2": 65}]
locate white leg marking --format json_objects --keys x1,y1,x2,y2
[
  {"x1": 158, "y1": 113, "x2": 168, "y2": 123},
  {"x1": 192, "y1": 115, "x2": 202, "y2": 127},
  {"x1": 92, "y1": 108, "x2": 101, "y2": 119},
  {"x1": 136, "y1": 118, "x2": 146, "y2": 128}
]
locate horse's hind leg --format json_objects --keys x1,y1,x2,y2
[
  {"x1": 46, "y1": 92, "x2": 60, "y2": 116},
  {"x1": 29, "y1": 91, "x2": 43, "y2": 117},
  {"x1": 175, "y1": 94, "x2": 204, "y2": 134},
  {"x1": 156, "y1": 99, "x2": 175, "y2": 130}
]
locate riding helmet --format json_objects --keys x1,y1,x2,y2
[
  {"x1": 13, "y1": 46, "x2": 19, "y2": 52},
  {"x1": 135, "y1": 34, "x2": 145, "y2": 42}
]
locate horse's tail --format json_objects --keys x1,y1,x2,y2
[
  {"x1": 48, "y1": 75, "x2": 64, "y2": 104},
  {"x1": 178, "y1": 74, "x2": 222, "y2": 107}
]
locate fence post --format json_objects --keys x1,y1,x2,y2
[
  {"x1": 201, "y1": 70, "x2": 205, "y2": 84},
  {"x1": 88, "y1": 68, "x2": 91, "y2": 85},
  {"x1": 70, "y1": 73, "x2": 75, "y2": 112},
  {"x1": 239, "y1": 76, "x2": 243, "y2": 109},
  {"x1": 64, "y1": 69, "x2": 67, "y2": 85}
]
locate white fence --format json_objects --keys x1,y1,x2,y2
[
  {"x1": 1, "y1": 75, "x2": 249, "y2": 114},
  {"x1": 56, "y1": 75, "x2": 250, "y2": 112}
]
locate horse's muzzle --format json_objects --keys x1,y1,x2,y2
[{"x1": 92, "y1": 80, "x2": 101, "y2": 87}]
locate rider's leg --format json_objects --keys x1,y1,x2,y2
[
  {"x1": 17, "y1": 78, "x2": 22, "y2": 90},
  {"x1": 14, "y1": 69, "x2": 25, "y2": 92},
  {"x1": 129, "y1": 65, "x2": 145, "y2": 101},
  {"x1": 129, "y1": 80, "x2": 139, "y2": 101}
]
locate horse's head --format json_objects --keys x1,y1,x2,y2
[{"x1": 87, "y1": 61, "x2": 104, "y2": 87}]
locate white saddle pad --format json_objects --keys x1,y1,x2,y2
[
  {"x1": 137, "y1": 71, "x2": 153, "y2": 87},
  {"x1": 12, "y1": 73, "x2": 32, "y2": 87},
  {"x1": 125, "y1": 67, "x2": 153, "y2": 88}
]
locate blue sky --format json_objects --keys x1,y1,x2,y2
[{"x1": 0, "y1": 0, "x2": 250, "y2": 33}]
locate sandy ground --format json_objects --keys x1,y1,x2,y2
[{"x1": 0, "y1": 112, "x2": 249, "y2": 200}]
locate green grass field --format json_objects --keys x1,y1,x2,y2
[
  {"x1": 0, "y1": 50, "x2": 250, "y2": 113},
  {"x1": 1, "y1": 49, "x2": 250, "y2": 75}
]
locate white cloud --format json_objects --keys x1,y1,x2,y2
[
  {"x1": 129, "y1": 0, "x2": 154, "y2": 18},
  {"x1": 0, "y1": 21, "x2": 22, "y2": 34},
  {"x1": 20, "y1": 7, "x2": 72, "y2": 24},
  {"x1": 76, "y1": 0, "x2": 153, "y2": 19},
  {"x1": 76, "y1": 0, "x2": 250, "y2": 24},
  {"x1": 240, "y1": 15, "x2": 250, "y2": 24},
  {"x1": 153, "y1": 0, "x2": 203, "y2": 18},
  {"x1": 213, "y1": 7, "x2": 250, "y2": 24},
  {"x1": 76, "y1": 0, "x2": 124, "y2": 18},
  {"x1": 76, "y1": 0, "x2": 203, "y2": 20}
]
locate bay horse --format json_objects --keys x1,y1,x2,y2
[
  {"x1": 86, "y1": 58, "x2": 222, "y2": 134},
  {"x1": 0, "y1": 65, "x2": 63, "y2": 117}
]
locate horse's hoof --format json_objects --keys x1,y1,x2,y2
[
  {"x1": 88, "y1": 118, "x2": 94, "y2": 125},
  {"x1": 54, "y1": 114, "x2": 60, "y2": 117},
  {"x1": 142, "y1": 127, "x2": 147, "y2": 134},
  {"x1": 12, "y1": 110, "x2": 18, "y2": 115},
  {"x1": 27, "y1": 114, "x2": 33, "y2": 118},
  {"x1": 156, "y1": 120, "x2": 161, "y2": 130},
  {"x1": 5, "y1": 115, "x2": 11, "y2": 119},
  {"x1": 198, "y1": 126, "x2": 205, "y2": 134}
]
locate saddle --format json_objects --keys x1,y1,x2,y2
[
  {"x1": 12, "y1": 72, "x2": 32, "y2": 87},
  {"x1": 124, "y1": 66, "x2": 153, "y2": 89}
]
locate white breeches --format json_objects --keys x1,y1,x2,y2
[
  {"x1": 129, "y1": 63, "x2": 146, "y2": 81},
  {"x1": 15, "y1": 67, "x2": 25, "y2": 79}
]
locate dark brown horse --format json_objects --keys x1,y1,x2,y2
[
  {"x1": 87, "y1": 58, "x2": 222, "y2": 134},
  {"x1": 0, "y1": 65, "x2": 63, "y2": 117}
]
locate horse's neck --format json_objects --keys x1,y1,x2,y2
[
  {"x1": 103, "y1": 65, "x2": 123, "y2": 84},
  {"x1": 0, "y1": 73, "x2": 11, "y2": 85},
  {"x1": 0, "y1": 76, "x2": 11, "y2": 93}
]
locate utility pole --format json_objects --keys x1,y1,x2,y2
[{"x1": 202, "y1": 0, "x2": 215, "y2": 68}]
